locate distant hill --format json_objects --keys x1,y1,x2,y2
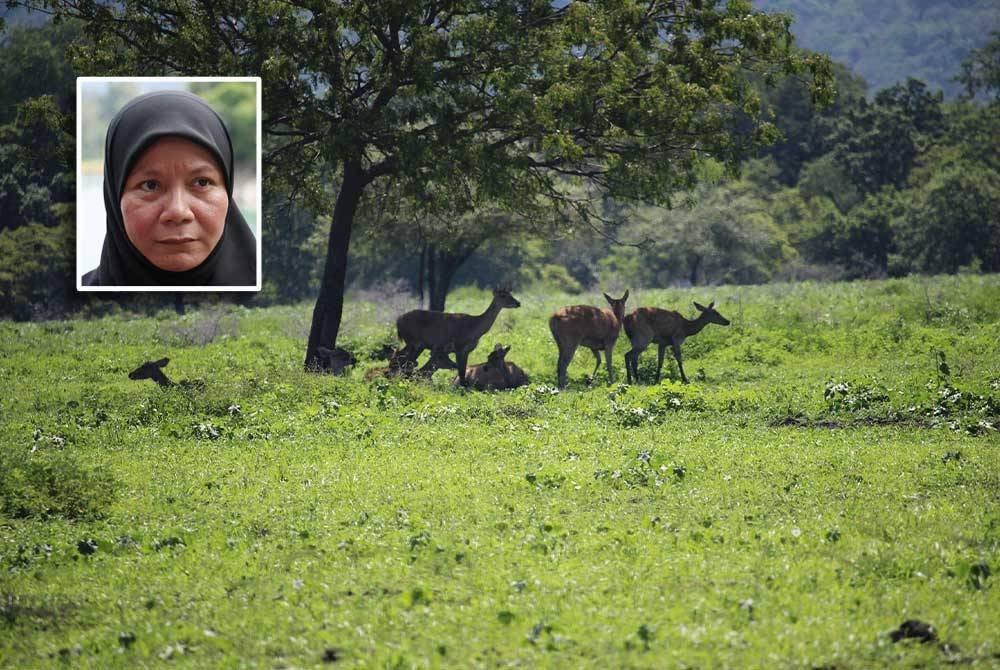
[
  {"x1": 4, "y1": 2, "x2": 997, "y2": 98},
  {"x1": 756, "y1": 0, "x2": 999, "y2": 97}
]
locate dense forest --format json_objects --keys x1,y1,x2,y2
[{"x1": 0, "y1": 4, "x2": 997, "y2": 320}]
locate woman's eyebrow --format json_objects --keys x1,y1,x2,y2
[
  {"x1": 184, "y1": 159, "x2": 222, "y2": 173},
  {"x1": 128, "y1": 160, "x2": 222, "y2": 179}
]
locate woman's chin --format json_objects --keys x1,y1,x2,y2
[{"x1": 149, "y1": 252, "x2": 207, "y2": 273}]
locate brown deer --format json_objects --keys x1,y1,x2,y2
[
  {"x1": 456, "y1": 344, "x2": 530, "y2": 391},
  {"x1": 366, "y1": 348, "x2": 457, "y2": 381},
  {"x1": 315, "y1": 346, "x2": 357, "y2": 375},
  {"x1": 396, "y1": 287, "x2": 521, "y2": 386},
  {"x1": 129, "y1": 358, "x2": 174, "y2": 387},
  {"x1": 549, "y1": 291, "x2": 629, "y2": 388},
  {"x1": 624, "y1": 301, "x2": 730, "y2": 384}
]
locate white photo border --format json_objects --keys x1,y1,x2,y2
[{"x1": 76, "y1": 76, "x2": 263, "y2": 292}]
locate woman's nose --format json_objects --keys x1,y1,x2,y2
[{"x1": 160, "y1": 185, "x2": 195, "y2": 223}]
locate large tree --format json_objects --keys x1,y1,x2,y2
[
  {"x1": 828, "y1": 78, "x2": 944, "y2": 194},
  {"x1": 23, "y1": 0, "x2": 831, "y2": 369}
]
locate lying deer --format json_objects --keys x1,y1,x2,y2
[
  {"x1": 129, "y1": 358, "x2": 204, "y2": 390},
  {"x1": 366, "y1": 348, "x2": 457, "y2": 381},
  {"x1": 316, "y1": 346, "x2": 357, "y2": 375},
  {"x1": 549, "y1": 291, "x2": 629, "y2": 388},
  {"x1": 396, "y1": 287, "x2": 521, "y2": 386},
  {"x1": 129, "y1": 358, "x2": 174, "y2": 387},
  {"x1": 456, "y1": 344, "x2": 530, "y2": 391},
  {"x1": 624, "y1": 301, "x2": 730, "y2": 384}
]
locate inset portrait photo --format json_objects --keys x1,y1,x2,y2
[{"x1": 77, "y1": 77, "x2": 261, "y2": 291}]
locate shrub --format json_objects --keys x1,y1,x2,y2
[{"x1": 0, "y1": 448, "x2": 116, "y2": 520}]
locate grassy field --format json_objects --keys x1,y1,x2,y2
[{"x1": 1, "y1": 275, "x2": 999, "y2": 668}]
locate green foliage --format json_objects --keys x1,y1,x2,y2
[
  {"x1": 0, "y1": 447, "x2": 116, "y2": 521},
  {"x1": 189, "y1": 82, "x2": 256, "y2": 167},
  {"x1": 0, "y1": 20, "x2": 77, "y2": 234},
  {"x1": 831, "y1": 79, "x2": 945, "y2": 194},
  {"x1": 892, "y1": 163, "x2": 1000, "y2": 274},
  {"x1": 0, "y1": 276, "x2": 999, "y2": 664},
  {"x1": 0, "y1": 220, "x2": 75, "y2": 320},
  {"x1": 598, "y1": 162, "x2": 797, "y2": 287},
  {"x1": 956, "y1": 30, "x2": 1000, "y2": 101},
  {"x1": 0, "y1": 19, "x2": 78, "y2": 126},
  {"x1": 758, "y1": 59, "x2": 868, "y2": 184},
  {"x1": 258, "y1": 204, "x2": 325, "y2": 304},
  {"x1": 41, "y1": 0, "x2": 831, "y2": 211}
]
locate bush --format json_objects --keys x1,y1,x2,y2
[{"x1": 0, "y1": 448, "x2": 116, "y2": 520}]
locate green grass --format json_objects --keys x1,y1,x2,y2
[{"x1": 1, "y1": 275, "x2": 999, "y2": 668}]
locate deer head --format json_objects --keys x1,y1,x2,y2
[
  {"x1": 493, "y1": 287, "x2": 521, "y2": 309},
  {"x1": 693, "y1": 301, "x2": 730, "y2": 326},
  {"x1": 603, "y1": 290, "x2": 630, "y2": 321},
  {"x1": 486, "y1": 343, "x2": 511, "y2": 369}
]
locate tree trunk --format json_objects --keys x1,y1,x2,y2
[
  {"x1": 173, "y1": 292, "x2": 185, "y2": 316},
  {"x1": 689, "y1": 254, "x2": 702, "y2": 286},
  {"x1": 417, "y1": 243, "x2": 426, "y2": 307},
  {"x1": 428, "y1": 266, "x2": 449, "y2": 312},
  {"x1": 425, "y1": 244, "x2": 437, "y2": 310},
  {"x1": 428, "y1": 247, "x2": 475, "y2": 312},
  {"x1": 304, "y1": 159, "x2": 366, "y2": 371}
]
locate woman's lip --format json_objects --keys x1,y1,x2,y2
[{"x1": 158, "y1": 237, "x2": 197, "y2": 245}]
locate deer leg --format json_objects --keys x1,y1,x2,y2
[
  {"x1": 588, "y1": 349, "x2": 602, "y2": 384},
  {"x1": 672, "y1": 342, "x2": 688, "y2": 384},
  {"x1": 604, "y1": 343, "x2": 615, "y2": 384},
  {"x1": 456, "y1": 350, "x2": 470, "y2": 387},
  {"x1": 556, "y1": 343, "x2": 576, "y2": 388},
  {"x1": 633, "y1": 348, "x2": 645, "y2": 384},
  {"x1": 399, "y1": 345, "x2": 425, "y2": 377},
  {"x1": 656, "y1": 343, "x2": 668, "y2": 383},
  {"x1": 626, "y1": 337, "x2": 649, "y2": 384}
]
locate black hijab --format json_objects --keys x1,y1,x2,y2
[{"x1": 82, "y1": 90, "x2": 257, "y2": 287}]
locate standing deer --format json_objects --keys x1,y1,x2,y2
[
  {"x1": 396, "y1": 287, "x2": 521, "y2": 386},
  {"x1": 624, "y1": 301, "x2": 730, "y2": 384},
  {"x1": 456, "y1": 344, "x2": 530, "y2": 391},
  {"x1": 549, "y1": 291, "x2": 629, "y2": 388}
]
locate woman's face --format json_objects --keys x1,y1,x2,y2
[{"x1": 120, "y1": 136, "x2": 229, "y2": 272}]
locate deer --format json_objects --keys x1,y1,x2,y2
[
  {"x1": 624, "y1": 301, "x2": 730, "y2": 384},
  {"x1": 549, "y1": 291, "x2": 629, "y2": 388},
  {"x1": 396, "y1": 287, "x2": 521, "y2": 387},
  {"x1": 456, "y1": 344, "x2": 530, "y2": 391},
  {"x1": 366, "y1": 348, "x2": 457, "y2": 381},
  {"x1": 129, "y1": 358, "x2": 174, "y2": 387},
  {"x1": 128, "y1": 358, "x2": 204, "y2": 390},
  {"x1": 315, "y1": 346, "x2": 357, "y2": 375}
]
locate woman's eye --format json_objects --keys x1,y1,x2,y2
[
  {"x1": 194, "y1": 177, "x2": 213, "y2": 188},
  {"x1": 139, "y1": 180, "x2": 159, "y2": 192}
]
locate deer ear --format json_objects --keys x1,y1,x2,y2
[
  {"x1": 502, "y1": 345, "x2": 511, "y2": 355},
  {"x1": 708, "y1": 301, "x2": 715, "y2": 309},
  {"x1": 693, "y1": 302, "x2": 706, "y2": 311},
  {"x1": 603, "y1": 293, "x2": 613, "y2": 304},
  {"x1": 155, "y1": 357, "x2": 170, "y2": 368},
  {"x1": 622, "y1": 289, "x2": 629, "y2": 302}
]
